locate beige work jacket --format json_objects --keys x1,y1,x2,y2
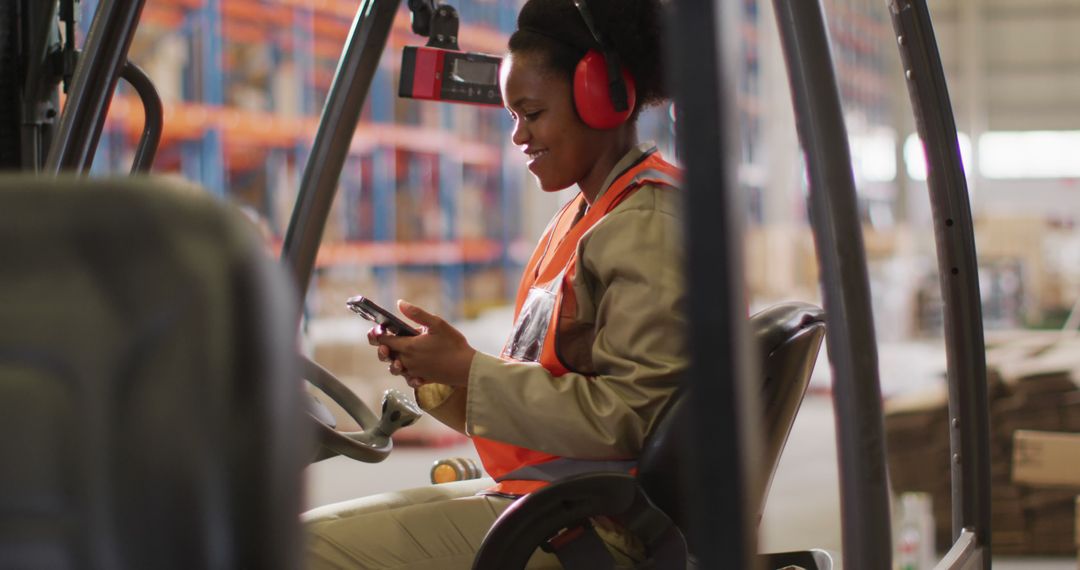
[{"x1": 417, "y1": 143, "x2": 688, "y2": 460}]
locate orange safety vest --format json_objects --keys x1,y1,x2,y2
[{"x1": 474, "y1": 148, "x2": 681, "y2": 496}]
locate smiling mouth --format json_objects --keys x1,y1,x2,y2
[{"x1": 527, "y1": 150, "x2": 549, "y2": 161}]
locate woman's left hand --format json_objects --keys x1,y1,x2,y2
[{"x1": 376, "y1": 300, "x2": 476, "y2": 388}]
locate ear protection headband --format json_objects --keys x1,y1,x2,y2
[{"x1": 572, "y1": 0, "x2": 637, "y2": 129}]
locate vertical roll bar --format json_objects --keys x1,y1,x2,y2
[
  {"x1": 772, "y1": 0, "x2": 893, "y2": 567},
  {"x1": 889, "y1": 0, "x2": 992, "y2": 566},
  {"x1": 18, "y1": 0, "x2": 61, "y2": 171},
  {"x1": 280, "y1": 0, "x2": 401, "y2": 301},
  {"x1": 44, "y1": 0, "x2": 148, "y2": 174},
  {"x1": 669, "y1": 0, "x2": 762, "y2": 567}
]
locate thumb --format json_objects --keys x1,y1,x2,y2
[{"x1": 398, "y1": 300, "x2": 443, "y2": 330}]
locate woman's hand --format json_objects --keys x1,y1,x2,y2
[
  {"x1": 370, "y1": 300, "x2": 476, "y2": 388},
  {"x1": 367, "y1": 326, "x2": 428, "y2": 388}
]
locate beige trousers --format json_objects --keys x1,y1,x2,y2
[
  {"x1": 303, "y1": 477, "x2": 643, "y2": 569},
  {"x1": 303, "y1": 478, "x2": 562, "y2": 569}
]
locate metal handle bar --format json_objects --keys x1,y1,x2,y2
[{"x1": 118, "y1": 59, "x2": 162, "y2": 174}]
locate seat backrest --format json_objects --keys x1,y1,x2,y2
[
  {"x1": 0, "y1": 176, "x2": 311, "y2": 569},
  {"x1": 636, "y1": 302, "x2": 825, "y2": 552}
]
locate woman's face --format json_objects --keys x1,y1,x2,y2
[{"x1": 500, "y1": 51, "x2": 609, "y2": 192}]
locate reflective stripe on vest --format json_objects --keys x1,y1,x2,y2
[
  {"x1": 473, "y1": 149, "x2": 681, "y2": 497},
  {"x1": 495, "y1": 457, "x2": 638, "y2": 484}
]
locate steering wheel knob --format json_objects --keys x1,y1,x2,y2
[
  {"x1": 377, "y1": 388, "x2": 423, "y2": 436},
  {"x1": 340, "y1": 389, "x2": 421, "y2": 450}
]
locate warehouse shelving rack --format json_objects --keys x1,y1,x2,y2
[
  {"x1": 86, "y1": 0, "x2": 521, "y2": 319},
  {"x1": 736, "y1": 0, "x2": 896, "y2": 225},
  {"x1": 81, "y1": 0, "x2": 893, "y2": 319},
  {"x1": 823, "y1": 0, "x2": 898, "y2": 213}
]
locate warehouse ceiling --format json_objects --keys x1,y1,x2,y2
[{"x1": 931, "y1": 0, "x2": 1080, "y2": 131}]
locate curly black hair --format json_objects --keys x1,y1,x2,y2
[{"x1": 508, "y1": 0, "x2": 668, "y2": 120}]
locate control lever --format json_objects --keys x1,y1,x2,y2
[{"x1": 343, "y1": 389, "x2": 423, "y2": 449}]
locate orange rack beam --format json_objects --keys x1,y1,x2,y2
[
  {"x1": 312, "y1": 238, "x2": 504, "y2": 267},
  {"x1": 105, "y1": 97, "x2": 502, "y2": 165}
]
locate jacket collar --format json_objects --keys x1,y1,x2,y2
[{"x1": 587, "y1": 142, "x2": 658, "y2": 205}]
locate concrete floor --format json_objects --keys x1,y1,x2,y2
[{"x1": 305, "y1": 393, "x2": 1075, "y2": 569}]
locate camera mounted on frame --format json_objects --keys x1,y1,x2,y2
[{"x1": 399, "y1": 0, "x2": 504, "y2": 107}]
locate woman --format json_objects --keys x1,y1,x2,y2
[{"x1": 305, "y1": 0, "x2": 685, "y2": 567}]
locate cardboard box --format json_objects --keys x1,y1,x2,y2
[{"x1": 1013, "y1": 430, "x2": 1080, "y2": 487}]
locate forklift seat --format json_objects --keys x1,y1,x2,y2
[
  {"x1": 0, "y1": 176, "x2": 310, "y2": 569},
  {"x1": 472, "y1": 302, "x2": 828, "y2": 569}
]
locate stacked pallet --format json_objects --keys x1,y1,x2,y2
[{"x1": 884, "y1": 333, "x2": 1080, "y2": 555}]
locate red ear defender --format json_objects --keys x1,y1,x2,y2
[{"x1": 573, "y1": 49, "x2": 637, "y2": 130}]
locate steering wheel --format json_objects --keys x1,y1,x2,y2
[{"x1": 301, "y1": 354, "x2": 423, "y2": 463}]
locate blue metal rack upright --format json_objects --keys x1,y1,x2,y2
[
  {"x1": 439, "y1": 126, "x2": 465, "y2": 319},
  {"x1": 498, "y1": 116, "x2": 522, "y2": 301},
  {"x1": 370, "y1": 59, "x2": 398, "y2": 302},
  {"x1": 196, "y1": 0, "x2": 225, "y2": 195}
]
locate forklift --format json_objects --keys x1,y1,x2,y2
[{"x1": 0, "y1": 0, "x2": 990, "y2": 567}]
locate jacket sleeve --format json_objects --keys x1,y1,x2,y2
[
  {"x1": 415, "y1": 383, "x2": 468, "y2": 435},
  {"x1": 464, "y1": 185, "x2": 687, "y2": 458}
]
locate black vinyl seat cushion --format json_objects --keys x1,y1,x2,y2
[{"x1": 0, "y1": 176, "x2": 311, "y2": 569}]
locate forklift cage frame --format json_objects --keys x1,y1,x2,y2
[{"x1": 13, "y1": 0, "x2": 991, "y2": 567}]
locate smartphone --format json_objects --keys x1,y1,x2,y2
[{"x1": 346, "y1": 295, "x2": 420, "y2": 337}]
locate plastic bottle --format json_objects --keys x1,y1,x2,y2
[{"x1": 895, "y1": 492, "x2": 935, "y2": 570}]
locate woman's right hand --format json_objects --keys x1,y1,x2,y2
[{"x1": 367, "y1": 326, "x2": 429, "y2": 389}]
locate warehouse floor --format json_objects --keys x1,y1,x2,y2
[{"x1": 305, "y1": 393, "x2": 1075, "y2": 569}]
